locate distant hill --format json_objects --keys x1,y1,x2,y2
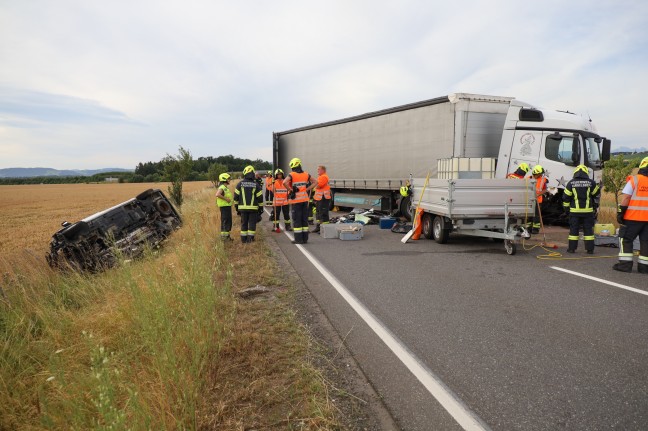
[
  {"x1": 612, "y1": 146, "x2": 648, "y2": 154},
  {"x1": 0, "y1": 167, "x2": 133, "y2": 178}
]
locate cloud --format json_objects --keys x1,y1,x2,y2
[{"x1": 1, "y1": 1, "x2": 647, "y2": 169}]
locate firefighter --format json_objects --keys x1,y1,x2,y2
[
  {"x1": 507, "y1": 162, "x2": 530, "y2": 179},
  {"x1": 215, "y1": 173, "x2": 233, "y2": 241},
  {"x1": 234, "y1": 165, "x2": 264, "y2": 243},
  {"x1": 530, "y1": 165, "x2": 548, "y2": 234},
  {"x1": 283, "y1": 158, "x2": 313, "y2": 244},
  {"x1": 562, "y1": 164, "x2": 600, "y2": 254},
  {"x1": 613, "y1": 156, "x2": 648, "y2": 273},
  {"x1": 265, "y1": 172, "x2": 274, "y2": 207},
  {"x1": 272, "y1": 169, "x2": 291, "y2": 231},
  {"x1": 308, "y1": 165, "x2": 331, "y2": 233}
]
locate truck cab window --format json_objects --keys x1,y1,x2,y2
[{"x1": 545, "y1": 134, "x2": 577, "y2": 165}]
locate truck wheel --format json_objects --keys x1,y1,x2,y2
[
  {"x1": 504, "y1": 240, "x2": 517, "y2": 255},
  {"x1": 154, "y1": 199, "x2": 173, "y2": 216},
  {"x1": 433, "y1": 216, "x2": 449, "y2": 244},
  {"x1": 399, "y1": 196, "x2": 412, "y2": 221},
  {"x1": 422, "y1": 213, "x2": 433, "y2": 239}
]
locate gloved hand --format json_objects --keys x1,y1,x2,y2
[
  {"x1": 617, "y1": 205, "x2": 627, "y2": 225},
  {"x1": 235, "y1": 205, "x2": 240, "y2": 216},
  {"x1": 288, "y1": 186, "x2": 297, "y2": 200}
]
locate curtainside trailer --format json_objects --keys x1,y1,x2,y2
[{"x1": 273, "y1": 93, "x2": 610, "y2": 220}]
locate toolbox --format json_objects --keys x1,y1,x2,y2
[
  {"x1": 379, "y1": 217, "x2": 397, "y2": 229},
  {"x1": 321, "y1": 223, "x2": 364, "y2": 239},
  {"x1": 339, "y1": 228, "x2": 362, "y2": 241}
]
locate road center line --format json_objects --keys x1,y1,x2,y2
[
  {"x1": 277, "y1": 225, "x2": 489, "y2": 431},
  {"x1": 551, "y1": 266, "x2": 648, "y2": 296}
]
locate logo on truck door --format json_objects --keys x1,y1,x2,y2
[{"x1": 519, "y1": 133, "x2": 535, "y2": 157}]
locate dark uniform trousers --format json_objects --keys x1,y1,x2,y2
[
  {"x1": 291, "y1": 201, "x2": 310, "y2": 244},
  {"x1": 240, "y1": 210, "x2": 258, "y2": 243},
  {"x1": 568, "y1": 213, "x2": 595, "y2": 252},
  {"x1": 220, "y1": 206, "x2": 232, "y2": 239},
  {"x1": 316, "y1": 198, "x2": 330, "y2": 225}
]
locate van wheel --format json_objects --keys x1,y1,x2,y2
[
  {"x1": 433, "y1": 216, "x2": 449, "y2": 244},
  {"x1": 422, "y1": 213, "x2": 433, "y2": 239},
  {"x1": 136, "y1": 189, "x2": 156, "y2": 200}
]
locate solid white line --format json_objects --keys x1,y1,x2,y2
[
  {"x1": 272, "y1": 218, "x2": 488, "y2": 430},
  {"x1": 551, "y1": 266, "x2": 648, "y2": 296}
]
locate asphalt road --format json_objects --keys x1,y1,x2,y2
[{"x1": 266, "y1": 215, "x2": 648, "y2": 431}]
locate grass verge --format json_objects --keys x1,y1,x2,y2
[{"x1": 0, "y1": 187, "x2": 342, "y2": 430}]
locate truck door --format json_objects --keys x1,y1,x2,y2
[
  {"x1": 506, "y1": 130, "x2": 542, "y2": 171},
  {"x1": 539, "y1": 132, "x2": 581, "y2": 188}
]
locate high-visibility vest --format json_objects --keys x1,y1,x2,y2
[
  {"x1": 287, "y1": 171, "x2": 310, "y2": 204},
  {"x1": 273, "y1": 179, "x2": 288, "y2": 206},
  {"x1": 314, "y1": 173, "x2": 331, "y2": 201},
  {"x1": 265, "y1": 176, "x2": 273, "y2": 191},
  {"x1": 625, "y1": 175, "x2": 648, "y2": 221},
  {"x1": 216, "y1": 184, "x2": 232, "y2": 207},
  {"x1": 507, "y1": 172, "x2": 524, "y2": 179},
  {"x1": 535, "y1": 175, "x2": 547, "y2": 203}
]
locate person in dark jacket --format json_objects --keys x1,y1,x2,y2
[
  {"x1": 234, "y1": 166, "x2": 264, "y2": 243},
  {"x1": 562, "y1": 164, "x2": 600, "y2": 254}
]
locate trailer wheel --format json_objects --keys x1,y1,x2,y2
[
  {"x1": 504, "y1": 240, "x2": 517, "y2": 255},
  {"x1": 433, "y1": 216, "x2": 449, "y2": 244},
  {"x1": 421, "y1": 213, "x2": 433, "y2": 239}
]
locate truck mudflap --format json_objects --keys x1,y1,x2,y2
[{"x1": 46, "y1": 189, "x2": 182, "y2": 272}]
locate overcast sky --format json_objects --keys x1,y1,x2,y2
[{"x1": 1, "y1": 0, "x2": 647, "y2": 170}]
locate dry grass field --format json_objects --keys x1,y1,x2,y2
[{"x1": 0, "y1": 181, "x2": 212, "y2": 258}]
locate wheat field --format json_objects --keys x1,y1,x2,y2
[{"x1": 0, "y1": 181, "x2": 213, "y2": 258}]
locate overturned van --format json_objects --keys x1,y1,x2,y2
[{"x1": 46, "y1": 189, "x2": 182, "y2": 271}]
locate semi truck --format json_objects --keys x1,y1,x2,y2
[{"x1": 273, "y1": 93, "x2": 611, "y2": 221}]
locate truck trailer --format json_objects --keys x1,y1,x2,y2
[{"x1": 273, "y1": 93, "x2": 611, "y2": 221}]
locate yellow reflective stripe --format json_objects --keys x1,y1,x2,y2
[
  {"x1": 568, "y1": 235, "x2": 580, "y2": 240},
  {"x1": 583, "y1": 235, "x2": 595, "y2": 240}
]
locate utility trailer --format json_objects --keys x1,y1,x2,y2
[{"x1": 411, "y1": 177, "x2": 536, "y2": 255}]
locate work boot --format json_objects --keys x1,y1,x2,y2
[
  {"x1": 285, "y1": 226, "x2": 292, "y2": 231},
  {"x1": 613, "y1": 261, "x2": 633, "y2": 273},
  {"x1": 638, "y1": 264, "x2": 648, "y2": 274},
  {"x1": 566, "y1": 249, "x2": 576, "y2": 254},
  {"x1": 311, "y1": 224, "x2": 320, "y2": 233},
  {"x1": 586, "y1": 249, "x2": 594, "y2": 255}
]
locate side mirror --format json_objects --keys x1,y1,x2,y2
[{"x1": 602, "y1": 138, "x2": 611, "y2": 161}]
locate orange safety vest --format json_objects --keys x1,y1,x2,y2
[
  {"x1": 287, "y1": 171, "x2": 310, "y2": 204},
  {"x1": 535, "y1": 175, "x2": 547, "y2": 204},
  {"x1": 507, "y1": 172, "x2": 524, "y2": 179},
  {"x1": 313, "y1": 173, "x2": 331, "y2": 201},
  {"x1": 273, "y1": 179, "x2": 288, "y2": 206},
  {"x1": 265, "y1": 176, "x2": 273, "y2": 191},
  {"x1": 625, "y1": 175, "x2": 648, "y2": 221}
]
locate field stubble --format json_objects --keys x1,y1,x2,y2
[
  {"x1": 0, "y1": 181, "x2": 212, "y2": 258},
  {"x1": 0, "y1": 183, "x2": 342, "y2": 430}
]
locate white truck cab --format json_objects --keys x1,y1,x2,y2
[{"x1": 495, "y1": 100, "x2": 611, "y2": 188}]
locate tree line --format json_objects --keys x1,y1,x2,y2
[{"x1": 0, "y1": 153, "x2": 272, "y2": 185}]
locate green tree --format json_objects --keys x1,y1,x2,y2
[
  {"x1": 207, "y1": 163, "x2": 228, "y2": 187},
  {"x1": 163, "y1": 146, "x2": 193, "y2": 208},
  {"x1": 602, "y1": 155, "x2": 638, "y2": 207}
]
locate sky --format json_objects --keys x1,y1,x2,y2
[{"x1": 1, "y1": 0, "x2": 647, "y2": 170}]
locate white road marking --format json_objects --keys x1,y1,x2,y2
[
  {"x1": 272, "y1": 218, "x2": 489, "y2": 430},
  {"x1": 551, "y1": 266, "x2": 648, "y2": 297}
]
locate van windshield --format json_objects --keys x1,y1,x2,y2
[{"x1": 585, "y1": 137, "x2": 602, "y2": 168}]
